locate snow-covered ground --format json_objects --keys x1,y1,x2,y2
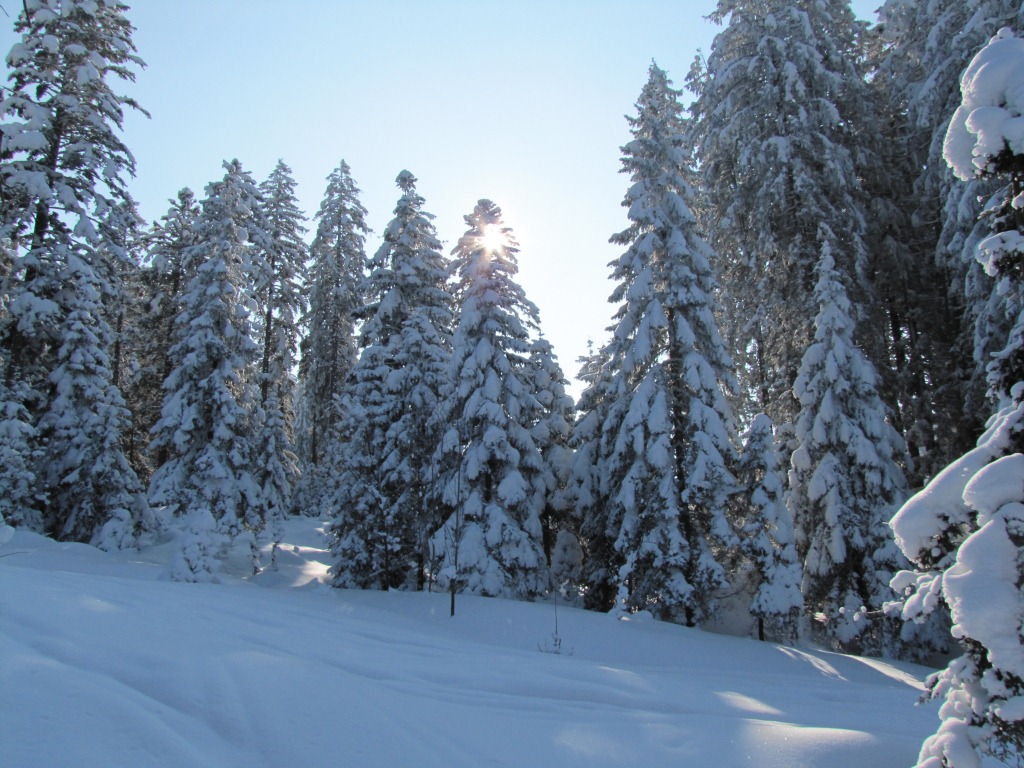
[{"x1": 1, "y1": 517, "x2": 938, "y2": 768}]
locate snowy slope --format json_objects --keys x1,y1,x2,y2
[{"x1": 1, "y1": 518, "x2": 937, "y2": 768}]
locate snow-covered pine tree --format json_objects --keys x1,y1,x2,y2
[
  {"x1": 256, "y1": 160, "x2": 306, "y2": 407},
  {"x1": 956, "y1": 4, "x2": 1024, "y2": 415},
  {"x1": 94, "y1": 199, "x2": 146, "y2": 393},
  {"x1": 37, "y1": 247, "x2": 149, "y2": 548},
  {"x1": 788, "y1": 239, "x2": 909, "y2": 656},
  {"x1": 0, "y1": 0, "x2": 146, "y2": 536},
  {"x1": 429, "y1": 199, "x2": 549, "y2": 600},
  {"x1": 0, "y1": 377, "x2": 40, "y2": 531},
  {"x1": 585, "y1": 63, "x2": 739, "y2": 627},
  {"x1": 689, "y1": 0, "x2": 875, "y2": 432},
  {"x1": 127, "y1": 189, "x2": 202, "y2": 479},
  {"x1": 891, "y1": 30, "x2": 1024, "y2": 767},
  {"x1": 861, "y1": 5, "x2": 969, "y2": 484},
  {"x1": 570, "y1": 339, "x2": 617, "y2": 607},
  {"x1": 37, "y1": 187, "x2": 149, "y2": 548},
  {"x1": 526, "y1": 336, "x2": 575, "y2": 573},
  {"x1": 871, "y1": 0, "x2": 1024, "y2": 478},
  {"x1": 293, "y1": 160, "x2": 369, "y2": 516},
  {"x1": 329, "y1": 171, "x2": 454, "y2": 590},
  {"x1": 329, "y1": 352, "x2": 392, "y2": 588},
  {"x1": 735, "y1": 414, "x2": 802, "y2": 644},
  {"x1": 880, "y1": 0, "x2": 1024, "y2": 276},
  {"x1": 252, "y1": 160, "x2": 307, "y2": 560},
  {"x1": 147, "y1": 161, "x2": 266, "y2": 581}
]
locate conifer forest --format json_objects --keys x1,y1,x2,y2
[{"x1": 2, "y1": 2, "x2": 1024, "y2": 765}]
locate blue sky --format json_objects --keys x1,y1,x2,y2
[{"x1": 1, "y1": 0, "x2": 881, "y2": 396}]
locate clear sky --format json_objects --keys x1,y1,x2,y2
[{"x1": 1, "y1": 0, "x2": 881, "y2": 398}]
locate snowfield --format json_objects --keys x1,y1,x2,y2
[{"x1": 1, "y1": 517, "x2": 938, "y2": 768}]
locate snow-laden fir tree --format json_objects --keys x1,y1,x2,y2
[
  {"x1": 0, "y1": 380, "x2": 38, "y2": 531},
  {"x1": 891, "y1": 30, "x2": 1024, "y2": 767},
  {"x1": 252, "y1": 160, "x2": 307, "y2": 559},
  {"x1": 147, "y1": 161, "x2": 266, "y2": 581},
  {"x1": 526, "y1": 336, "x2": 575, "y2": 573},
  {"x1": 0, "y1": 0, "x2": 146, "y2": 537},
  {"x1": 735, "y1": 414, "x2": 802, "y2": 644},
  {"x1": 93, "y1": 200, "x2": 146, "y2": 392},
  {"x1": 788, "y1": 238, "x2": 909, "y2": 656},
  {"x1": 583, "y1": 64, "x2": 739, "y2": 626},
  {"x1": 329, "y1": 349, "x2": 392, "y2": 588},
  {"x1": 37, "y1": 249, "x2": 149, "y2": 548},
  {"x1": 429, "y1": 199, "x2": 549, "y2": 600},
  {"x1": 952, "y1": 3, "x2": 1024, "y2": 414},
  {"x1": 568, "y1": 340, "x2": 615, "y2": 603},
  {"x1": 860, "y1": 3, "x2": 970, "y2": 484},
  {"x1": 127, "y1": 189, "x2": 202, "y2": 478},
  {"x1": 255, "y1": 160, "x2": 306, "y2": 409},
  {"x1": 871, "y1": 0, "x2": 1024, "y2": 477},
  {"x1": 689, "y1": 0, "x2": 875, "y2": 431},
  {"x1": 293, "y1": 160, "x2": 369, "y2": 515},
  {"x1": 330, "y1": 171, "x2": 454, "y2": 590},
  {"x1": 877, "y1": 0, "x2": 1024, "y2": 274}
]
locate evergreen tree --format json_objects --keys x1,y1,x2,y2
[
  {"x1": 871, "y1": 0, "x2": 1024, "y2": 479},
  {"x1": 585, "y1": 64, "x2": 739, "y2": 626},
  {"x1": 94, "y1": 200, "x2": 146, "y2": 392},
  {"x1": 293, "y1": 160, "x2": 369, "y2": 515},
  {"x1": 147, "y1": 161, "x2": 265, "y2": 581},
  {"x1": 735, "y1": 414, "x2": 802, "y2": 644},
  {"x1": 788, "y1": 242, "x2": 909, "y2": 655},
  {"x1": 329, "y1": 171, "x2": 454, "y2": 590},
  {"x1": 38, "y1": 250, "x2": 148, "y2": 548},
  {"x1": 690, "y1": 0, "x2": 875, "y2": 431},
  {"x1": 256, "y1": 160, "x2": 306, "y2": 407},
  {"x1": 527, "y1": 336, "x2": 575, "y2": 570},
  {"x1": 430, "y1": 199, "x2": 549, "y2": 600},
  {"x1": 0, "y1": 379, "x2": 39, "y2": 531},
  {"x1": 253, "y1": 160, "x2": 306, "y2": 558},
  {"x1": 127, "y1": 189, "x2": 202, "y2": 479},
  {"x1": 861, "y1": 5, "x2": 968, "y2": 484},
  {"x1": 329, "y1": 353, "x2": 392, "y2": 588},
  {"x1": 892, "y1": 30, "x2": 1024, "y2": 766},
  {"x1": 0, "y1": 0, "x2": 146, "y2": 536},
  {"x1": 570, "y1": 339, "x2": 616, "y2": 605}
]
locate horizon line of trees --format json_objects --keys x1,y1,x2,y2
[{"x1": 2, "y1": 3, "x2": 1023, "y2": 765}]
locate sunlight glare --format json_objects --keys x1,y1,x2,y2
[{"x1": 480, "y1": 223, "x2": 506, "y2": 253}]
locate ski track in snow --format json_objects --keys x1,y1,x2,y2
[{"x1": 1, "y1": 517, "x2": 938, "y2": 768}]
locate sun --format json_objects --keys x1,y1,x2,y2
[{"x1": 480, "y1": 223, "x2": 506, "y2": 253}]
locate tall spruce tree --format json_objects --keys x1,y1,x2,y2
[
  {"x1": 38, "y1": 248, "x2": 149, "y2": 548},
  {"x1": 689, "y1": 0, "x2": 875, "y2": 432},
  {"x1": 429, "y1": 200, "x2": 549, "y2": 600},
  {"x1": 253, "y1": 160, "x2": 307, "y2": 558},
  {"x1": 293, "y1": 160, "x2": 369, "y2": 515},
  {"x1": 94, "y1": 199, "x2": 146, "y2": 395},
  {"x1": 582, "y1": 64, "x2": 739, "y2": 626},
  {"x1": 330, "y1": 171, "x2": 454, "y2": 590},
  {"x1": 788, "y1": 241, "x2": 909, "y2": 655},
  {"x1": 147, "y1": 161, "x2": 266, "y2": 581},
  {"x1": 871, "y1": 0, "x2": 1024, "y2": 479},
  {"x1": 0, "y1": 0, "x2": 147, "y2": 540},
  {"x1": 527, "y1": 336, "x2": 575, "y2": 570},
  {"x1": 0, "y1": 379, "x2": 38, "y2": 531},
  {"x1": 735, "y1": 414, "x2": 802, "y2": 643},
  {"x1": 329, "y1": 347, "x2": 393, "y2": 587},
  {"x1": 892, "y1": 30, "x2": 1024, "y2": 766},
  {"x1": 127, "y1": 189, "x2": 202, "y2": 480},
  {"x1": 569, "y1": 340, "x2": 615, "y2": 602},
  {"x1": 861, "y1": 4, "x2": 967, "y2": 484}
]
